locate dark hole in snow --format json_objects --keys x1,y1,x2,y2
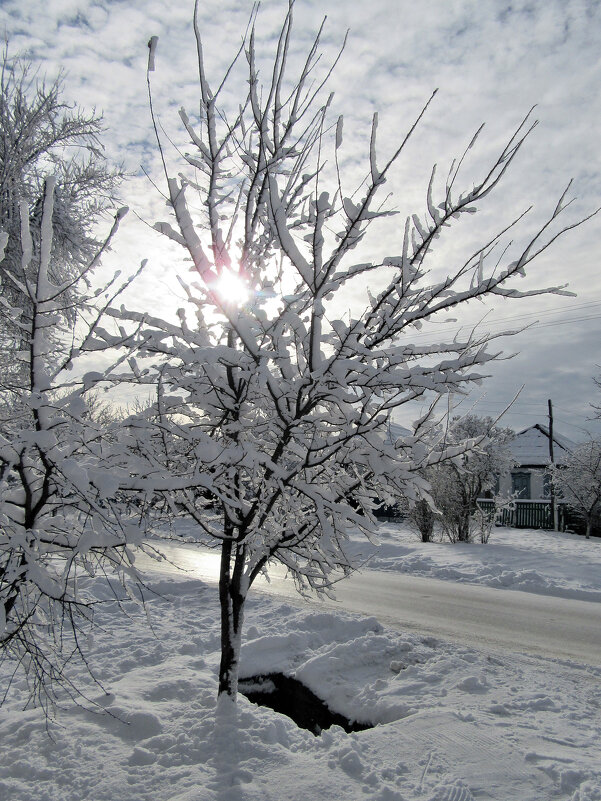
[{"x1": 238, "y1": 672, "x2": 373, "y2": 736}]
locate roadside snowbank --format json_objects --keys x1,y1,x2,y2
[{"x1": 348, "y1": 524, "x2": 601, "y2": 601}]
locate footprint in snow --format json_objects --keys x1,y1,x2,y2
[{"x1": 427, "y1": 779, "x2": 475, "y2": 801}]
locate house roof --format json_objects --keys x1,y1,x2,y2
[{"x1": 510, "y1": 423, "x2": 574, "y2": 467}]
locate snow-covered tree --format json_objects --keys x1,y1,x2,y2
[
  {"x1": 428, "y1": 415, "x2": 515, "y2": 543},
  {"x1": 551, "y1": 438, "x2": 601, "y2": 539},
  {"x1": 0, "y1": 48, "x2": 122, "y2": 394},
  {"x1": 123, "y1": 2, "x2": 597, "y2": 698},
  {"x1": 0, "y1": 179, "x2": 151, "y2": 711}
]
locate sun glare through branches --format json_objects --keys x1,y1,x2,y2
[{"x1": 214, "y1": 268, "x2": 250, "y2": 307}]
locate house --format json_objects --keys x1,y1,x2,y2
[
  {"x1": 498, "y1": 423, "x2": 574, "y2": 500},
  {"x1": 485, "y1": 423, "x2": 588, "y2": 531}
]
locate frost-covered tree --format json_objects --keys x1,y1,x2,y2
[
  {"x1": 121, "y1": 2, "x2": 597, "y2": 698},
  {"x1": 0, "y1": 179, "x2": 151, "y2": 711},
  {"x1": 0, "y1": 49, "x2": 122, "y2": 393},
  {"x1": 551, "y1": 439, "x2": 601, "y2": 539},
  {"x1": 428, "y1": 415, "x2": 515, "y2": 543}
]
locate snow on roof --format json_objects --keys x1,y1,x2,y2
[{"x1": 510, "y1": 424, "x2": 574, "y2": 467}]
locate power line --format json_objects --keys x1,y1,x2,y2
[
  {"x1": 450, "y1": 399, "x2": 599, "y2": 434},
  {"x1": 533, "y1": 313, "x2": 601, "y2": 330},
  {"x1": 403, "y1": 298, "x2": 601, "y2": 343},
  {"x1": 554, "y1": 416, "x2": 595, "y2": 433},
  {"x1": 453, "y1": 396, "x2": 582, "y2": 413}
]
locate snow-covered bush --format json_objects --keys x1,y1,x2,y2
[
  {"x1": 473, "y1": 494, "x2": 515, "y2": 544},
  {"x1": 119, "y1": 4, "x2": 596, "y2": 698},
  {"x1": 408, "y1": 497, "x2": 437, "y2": 543},
  {"x1": 429, "y1": 416, "x2": 515, "y2": 543}
]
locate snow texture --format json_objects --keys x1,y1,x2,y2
[
  {"x1": 348, "y1": 523, "x2": 601, "y2": 601},
  {"x1": 0, "y1": 523, "x2": 600, "y2": 801}
]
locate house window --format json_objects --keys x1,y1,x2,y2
[{"x1": 511, "y1": 472, "x2": 531, "y2": 499}]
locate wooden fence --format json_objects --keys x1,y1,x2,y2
[
  {"x1": 476, "y1": 499, "x2": 585, "y2": 532},
  {"x1": 376, "y1": 498, "x2": 598, "y2": 535}
]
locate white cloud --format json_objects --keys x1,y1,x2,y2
[{"x1": 1, "y1": 0, "x2": 600, "y2": 436}]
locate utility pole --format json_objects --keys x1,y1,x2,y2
[{"x1": 548, "y1": 398, "x2": 558, "y2": 530}]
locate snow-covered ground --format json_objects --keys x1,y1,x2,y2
[
  {"x1": 349, "y1": 523, "x2": 601, "y2": 602},
  {"x1": 1, "y1": 526, "x2": 600, "y2": 801}
]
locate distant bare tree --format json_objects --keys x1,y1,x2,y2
[
  {"x1": 591, "y1": 373, "x2": 601, "y2": 420},
  {"x1": 551, "y1": 438, "x2": 601, "y2": 539}
]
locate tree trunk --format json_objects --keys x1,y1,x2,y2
[
  {"x1": 457, "y1": 510, "x2": 471, "y2": 542},
  {"x1": 218, "y1": 539, "x2": 246, "y2": 698},
  {"x1": 586, "y1": 517, "x2": 591, "y2": 539}
]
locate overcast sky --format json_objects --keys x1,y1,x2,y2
[{"x1": 2, "y1": 0, "x2": 601, "y2": 440}]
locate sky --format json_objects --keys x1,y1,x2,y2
[{"x1": 1, "y1": 0, "x2": 601, "y2": 440}]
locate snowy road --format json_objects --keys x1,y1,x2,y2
[
  {"x1": 331, "y1": 571, "x2": 601, "y2": 666},
  {"x1": 139, "y1": 540, "x2": 601, "y2": 666}
]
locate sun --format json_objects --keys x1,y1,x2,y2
[{"x1": 214, "y1": 269, "x2": 250, "y2": 307}]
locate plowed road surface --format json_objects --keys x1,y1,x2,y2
[{"x1": 139, "y1": 541, "x2": 601, "y2": 666}]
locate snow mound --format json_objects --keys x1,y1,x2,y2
[{"x1": 349, "y1": 524, "x2": 601, "y2": 601}]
